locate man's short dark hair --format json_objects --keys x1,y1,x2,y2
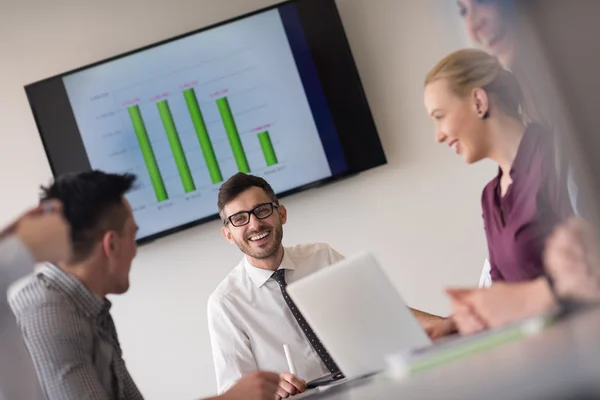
[
  {"x1": 217, "y1": 173, "x2": 278, "y2": 217},
  {"x1": 40, "y1": 170, "x2": 136, "y2": 264}
]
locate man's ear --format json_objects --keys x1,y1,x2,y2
[
  {"x1": 221, "y1": 225, "x2": 236, "y2": 244},
  {"x1": 278, "y1": 204, "x2": 287, "y2": 225},
  {"x1": 101, "y1": 230, "x2": 117, "y2": 257}
]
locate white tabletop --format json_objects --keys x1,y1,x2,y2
[{"x1": 308, "y1": 305, "x2": 600, "y2": 399}]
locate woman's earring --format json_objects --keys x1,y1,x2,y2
[{"x1": 477, "y1": 103, "x2": 489, "y2": 119}]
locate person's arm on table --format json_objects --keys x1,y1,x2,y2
[
  {"x1": 447, "y1": 216, "x2": 600, "y2": 335},
  {"x1": 447, "y1": 278, "x2": 557, "y2": 335},
  {"x1": 410, "y1": 308, "x2": 457, "y2": 339}
]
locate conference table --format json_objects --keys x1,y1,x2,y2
[{"x1": 302, "y1": 305, "x2": 600, "y2": 399}]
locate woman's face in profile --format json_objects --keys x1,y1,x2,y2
[
  {"x1": 458, "y1": 0, "x2": 516, "y2": 68},
  {"x1": 424, "y1": 79, "x2": 489, "y2": 165}
]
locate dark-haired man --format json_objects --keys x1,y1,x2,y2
[
  {"x1": 208, "y1": 173, "x2": 447, "y2": 399},
  {"x1": 10, "y1": 171, "x2": 280, "y2": 400},
  {"x1": 10, "y1": 171, "x2": 142, "y2": 400}
]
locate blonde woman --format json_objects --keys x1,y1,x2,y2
[
  {"x1": 423, "y1": 49, "x2": 572, "y2": 332},
  {"x1": 457, "y1": 0, "x2": 588, "y2": 289}
]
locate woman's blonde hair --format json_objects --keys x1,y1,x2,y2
[{"x1": 424, "y1": 49, "x2": 524, "y2": 121}]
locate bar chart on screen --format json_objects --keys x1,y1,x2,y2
[
  {"x1": 63, "y1": 9, "x2": 334, "y2": 237},
  {"x1": 104, "y1": 54, "x2": 284, "y2": 207}
]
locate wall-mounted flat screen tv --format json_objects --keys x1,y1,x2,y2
[{"x1": 25, "y1": 0, "x2": 386, "y2": 243}]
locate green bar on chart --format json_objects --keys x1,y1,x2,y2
[
  {"x1": 216, "y1": 97, "x2": 250, "y2": 173},
  {"x1": 156, "y1": 100, "x2": 196, "y2": 193},
  {"x1": 183, "y1": 88, "x2": 223, "y2": 184},
  {"x1": 127, "y1": 105, "x2": 168, "y2": 202},
  {"x1": 257, "y1": 131, "x2": 278, "y2": 166}
]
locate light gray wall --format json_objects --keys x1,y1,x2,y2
[{"x1": 0, "y1": 1, "x2": 493, "y2": 398}]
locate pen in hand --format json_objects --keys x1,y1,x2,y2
[{"x1": 283, "y1": 344, "x2": 297, "y2": 376}]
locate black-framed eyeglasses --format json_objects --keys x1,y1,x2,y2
[{"x1": 224, "y1": 202, "x2": 279, "y2": 227}]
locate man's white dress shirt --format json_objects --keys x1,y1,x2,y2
[
  {"x1": 207, "y1": 243, "x2": 344, "y2": 394},
  {"x1": 0, "y1": 235, "x2": 44, "y2": 400}
]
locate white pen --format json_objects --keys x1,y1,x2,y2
[{"x1": 283, "y1": 344, "x2": 297, "y2": 376}]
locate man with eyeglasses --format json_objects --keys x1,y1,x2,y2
[
  {"x1": 208, "y1": 173, "x2": 323, "y2": 399},
  {"x1": 208, "y1": 173, "x2": 447, "y2": 399}
]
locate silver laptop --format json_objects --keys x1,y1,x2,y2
[{"x1": 286, "y1": 252, "x2": 431, "y2": 379}]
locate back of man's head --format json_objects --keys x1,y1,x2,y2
[{"x1": 40, "y1": 170, "x2": 136, "y2": 264}]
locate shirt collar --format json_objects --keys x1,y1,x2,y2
[
  {"x1": 244, "y1": 248, "x2": 296, "y2": 288},
  {"x1": 493, "y1": 123, "x2": 546, "y2": 195},
  {"x1": 41, "y1": 263, "x2": 110, "y2": 318}
]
